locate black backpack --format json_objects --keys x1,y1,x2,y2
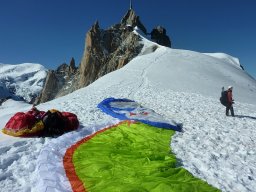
[
  {"x1": 42, "y1": 110, "x2": 66, "y2": 136},
  {"x1": 220, "y1": 89, "x2": 228, "y2": 106}
]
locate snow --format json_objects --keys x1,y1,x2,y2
[
  {"x1": 203, "y1": 52, "x2": 241, "y2": 69},
  {"x1": 0, "y1": 63, "x2": 47, "y2": 103},
  {"x1": 0, "y1": 34, "x2": 256, "y2": 192}
]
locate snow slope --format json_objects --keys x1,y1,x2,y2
[
  {"x1": 0, "y1": 34, "x2": 256, "y2": 192},
  {"x1": 0, "y1": 63, "x2": 47, "y2": 103}
]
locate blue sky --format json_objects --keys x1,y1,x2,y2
[{"x1": 0, "y1": 0, "x2": 255, "y2": 79}]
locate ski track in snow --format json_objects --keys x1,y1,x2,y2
[{"x1": 127, "y1": 47, "x2": 168, "y2": 98}]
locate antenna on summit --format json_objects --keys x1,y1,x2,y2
[{"x1": 129, "y1": 0, "x2": 133, "y2": 10}]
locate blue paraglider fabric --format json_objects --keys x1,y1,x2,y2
[{"x1": 97, "y1": 98, "x2": 182, "y2": 132}]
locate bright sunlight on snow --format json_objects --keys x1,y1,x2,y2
[{"x1": 0, "y1": 32, "x2": 256, "y2": 192}]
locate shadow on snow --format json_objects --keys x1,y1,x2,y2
[{"x1": 235, "y1": 115, "x2": 256, "y2": 120}]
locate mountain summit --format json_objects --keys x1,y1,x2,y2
[
  {"x1": 36, "y1": 7, "x2": 172, "y2": 104},
  {"x1": 121, "y1": 8, "x2": 147, "y2": 34}
]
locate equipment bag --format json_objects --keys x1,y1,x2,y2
[{"x1": 220, "y1": 89, "x2": 228, "y2": 106}]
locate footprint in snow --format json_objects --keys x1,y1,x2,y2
[
  {"x1": 0, "y1": 141, "x2": 27, "y2": 170},
  {"x1": 0, "y1": 153, "x2": 20, "y2": 170},
  {"x1": 12, "y1": 141, "x2": 27, "y2": 147},
  {"x1": 0, "y1": 146, "x2": 11, "y2": 154}
]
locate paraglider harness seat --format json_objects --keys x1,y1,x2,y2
[
  {"x1": 42, "y1": 109, "x2": 66, "y2": 136},
  {"x1": 220, "y1": 90, "x2": 228, "y2": 106}
]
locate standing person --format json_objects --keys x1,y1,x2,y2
[{"x1": 226, "y1": 86, "x2": 235, "y2": 116}]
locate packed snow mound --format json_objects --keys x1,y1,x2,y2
[
  {"x1": 93, "y1": 33, "x2": 256, "y2": 105},
  {"x1": 96, "y1": 47, "x2": 256, "y2": 105},
  {"x1": 0, "y1": 63, "x2": 47, "y2": 103},
  {"x1": 203, "y1": 52, "x2": 242, "y2": 69},
  {"x1": 134, "y1": 26, "x2": 160, "y2": 56}
]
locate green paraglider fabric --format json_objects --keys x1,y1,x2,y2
[{"x1": 72, "y1": 121, "x2": 220, "y2": 192}]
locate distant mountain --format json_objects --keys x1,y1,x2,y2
[{"x1": 0, "y1": 63, "x2": 47, "y2": 104}]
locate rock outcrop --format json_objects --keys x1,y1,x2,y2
[
  {"x1": 34, "y1": 58, "x2": 78, "y2": 104},
  {"x1": 121, "y1": 9, "x2": 147, "y2": 34},
  {"x1": 35, "y1": 7, "x2": 172, "y2": 104},
  {"x1": 150, "y1": 26, "x2": 171, "y2": 47},
  {"x1": 79, "y1": 10, "x2": 144, "y2": 87}
]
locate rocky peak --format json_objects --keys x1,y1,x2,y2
[
  {"x1": 56, "y1": 63, "x2": 68, "y2": 74},
  {"x1": 78, "y1": 13, "x2": 144, "y2": 88},
  {"x1": 69, "y1": 57, "x2": 76, "y2": 74},
  {"x1": 121, "y1": 9, "x2": 147, "y2": 34},
  {"x1": 56, "y1": 57, "x2": 77, "y2": 75},
  {"x1": 34, "y1": 57, "x2": 78, "y2": 104},
  {"x1": 92, "y1": 21, "x2": 100, "y2": 32},
  {"x1": 35, "y1": 6, "x2": 172, "y2": 104},
  {"x1": 150, "y1": 26, "x2": 171, "y2": 47}
]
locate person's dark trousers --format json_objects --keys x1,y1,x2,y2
[{"x1": 226, "y1": 104, "x2": 234, "y2": 116}]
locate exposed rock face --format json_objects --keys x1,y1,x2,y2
[
  {"x1": 34, "y1": 70, "x2": 58, "y2": 103},
  {"x1": 35, "y1": 8, "x2": 172, "y2": 104},
  {"x1": 34, "y1": 58, "x2": 78, "y2": 104},
  {"x1": 56, "y1": 57, "x2": 77, "y2": 76},
  {"x1": 79, "y1": 13, "x2": 144, "y2": 88},
  {"x1": 150, "y1": 26, "x2": 171, "y2": 47},
  {"x1": 121, "y1": 9, "x2": 147, "y2": 34}
]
